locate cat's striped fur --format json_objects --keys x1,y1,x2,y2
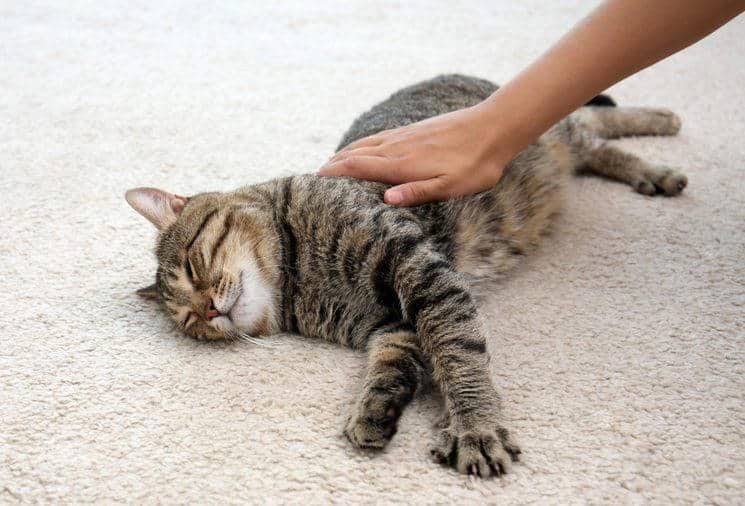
[{"x1": 126, "y1": 74, "x2": 686, "y2": 477}]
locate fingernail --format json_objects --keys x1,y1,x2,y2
[{"x1": 385, "y1": 189, "x2": 402, "y2": 205}]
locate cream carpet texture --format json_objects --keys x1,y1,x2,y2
[{"x1": 2, "y1": 1, "x2": 743, "y2": 504}]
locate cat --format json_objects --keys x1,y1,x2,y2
[{"x1": 125, "y1": 74, "x2": 686, "y2": 478}]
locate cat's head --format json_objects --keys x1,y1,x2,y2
[{"x1": 125, "y1": 187, "x2": 280, "y2": 341}]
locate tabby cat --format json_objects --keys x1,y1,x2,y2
[{"x1": 125, "y1": 75, "x2": 686, "y2": 478}]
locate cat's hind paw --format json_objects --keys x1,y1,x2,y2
[{"x1": 634, "y1": 166, "x2": 688, "y2": 196}]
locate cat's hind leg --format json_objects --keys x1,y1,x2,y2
[
  {"x1": 581, "y1": 143, "x2": 688, "y2": 196},
  {"x1": 344, "y1": 324, "x2": 427, "y2": 449},
  {"x1": 574, "y1": 106, "x2": 682, "y2": 139}
]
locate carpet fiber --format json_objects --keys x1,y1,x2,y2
[{"x1": 2, "y1": 1, "x2": 743, "y2": 504}]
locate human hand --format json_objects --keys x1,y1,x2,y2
[
  {"x1": 317, "y1": 102, "x2": 514, "y2": 206},
  {"x1": 318, "y1": 0, "x2": 745, "y2": 206}
]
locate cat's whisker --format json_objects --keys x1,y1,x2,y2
[{"x1": 236, "y1": 331, "x2": 279, "y2": 348}]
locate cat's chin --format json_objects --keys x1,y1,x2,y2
[{"x1": 227, "y1": 265, "x2": 276, "y2": 336}]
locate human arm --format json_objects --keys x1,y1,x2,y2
[{"x1": 318, "y1": 0, "x2": 744, "y2": 206}]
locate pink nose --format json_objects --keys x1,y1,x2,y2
[{"x1": 205, "y1": 299, "x2": 220, "y2": 320}]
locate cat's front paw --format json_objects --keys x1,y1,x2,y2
[
  {"x1": 344, "y1": 405, "x2": 400, "y2": 450},
  {"x1": 430, "y1": 426, "x2": 521, "y2": 478}
]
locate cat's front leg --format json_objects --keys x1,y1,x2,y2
[
  {"x1": 344, "y1": 323, "x2": 426, "y2": 449},
  {"x1": 392, "y1": 249, "x2": 521, "y2": 477}
]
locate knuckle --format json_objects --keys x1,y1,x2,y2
[
  {"x1": 404, "y1": 185, "x2": 424, "y2": 202},
  {"x1": 337, "y1": 158, "x2": 355, "y2": 172},
  {"x1": 344, "y1": 156, "x2": 362, "y2": 169}
]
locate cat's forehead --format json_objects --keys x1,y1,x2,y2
[
  {"x1": 155, "y1": 192, "x2": 222, "y2": 260},
  {"x1": 176, "y1": 191, "x2": 224, "y2": 228}
]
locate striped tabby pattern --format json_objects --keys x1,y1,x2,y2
[{"x1": 126, "y1": 74, "x2": 687, "y2": 477}]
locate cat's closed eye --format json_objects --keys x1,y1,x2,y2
[{"x1": 184, "y1": 257, "x2": 195, "y2": 282}]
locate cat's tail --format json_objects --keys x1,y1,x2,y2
[{"x1": 584, "y1": 94, "x2": 616, "y2": 107}]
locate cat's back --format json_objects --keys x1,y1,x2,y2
[
  {"x1": 334, "y1": 74, "x2": 566, "y2": 293},
  {"x1": 244, "y1": 174, "x2": 388, "y2": 215},
  {"x1": 337, "y1": 74, "x2": 498, "y2": 150}
]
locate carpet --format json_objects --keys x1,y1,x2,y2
[{"x1": 1, "y1": 1, "x2": 743, "y2": 504}]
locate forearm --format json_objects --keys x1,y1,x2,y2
[
  {"x1": 318, "y1": 0, "x2": 742, "y2": 206},
  {"x1": 479, "y1": 0, "x2": 745, "y2": 160}
]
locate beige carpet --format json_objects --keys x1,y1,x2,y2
[{"x1": 2, "y1": 1, "x2": 743, "y2": 504}]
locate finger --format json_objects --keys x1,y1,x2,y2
[
  {"x1": 327, "y1": 146, "x2": 383, "y2": 165},
  {"x1": 317, "y1": 155, "x2": 399, "y2": 183},
  {"x1": 336, "y1": 134, "x2": 384, "y2": 154},
  {"x1": 384, "y1": 178, "x2": 450, "y2": 206}
]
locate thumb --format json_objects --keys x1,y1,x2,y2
[{"x1": 384, "y1": 178, "x2": 449, "y2": 206}]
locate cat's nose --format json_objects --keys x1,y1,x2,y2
[{"x1": 204, "y1": 299, "x2": 220, "y2": 320}]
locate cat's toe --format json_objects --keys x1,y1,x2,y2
[
  {"x1": 634, "y1": 178, "x2": 657, "y2": 196},
  {"x1": 496, "y1": 426, "x2": 522, "y2": 462}
]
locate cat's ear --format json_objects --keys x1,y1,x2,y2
[
  {"x1": 125, "y1": 187, "x2": 187, "y2": 231},
  {"x1": 136, "y1": 283, "x2": 159, "y2": 300}
]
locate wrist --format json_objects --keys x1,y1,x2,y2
[{"x1": 470, "y1": 94, "x2": 526, "y2": 169}]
